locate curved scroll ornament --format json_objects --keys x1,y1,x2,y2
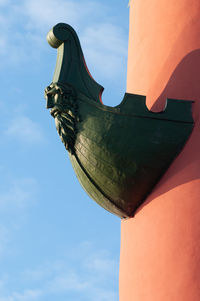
[{"x1": 44, "y1": 23, "x2": 194, "y2": 218}]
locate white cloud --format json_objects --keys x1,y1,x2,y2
[
  {"x1": 84, "y1": 252, "x2": 117, "y2": 276},
  {"x1": 0, "y1": 37, "x2": 7, "y2": 54},
  {"x1": 81, "y1": 23, "x2": 127, "y2": 78},
  {"x1": 22, "y1": 0, "x2": 104, "y2": 30},
  {"x1": 4, "y1": 116, "x2": 45, "y2": 145},
  {"x1": 0, "y1": 0, "x2": 9, "y2": 6},
  {"x1": 22, "y1": 0, "x2": 81, "y2": 29},
  {"x1": 12, "y1": 289, "x2": 42, "y2": 301},
  {"x1": 0, "y1": 177, "x2": 38, "y2": 210},
  {"x1": 0, "y1": 176, "x2": 38, "y2": 261},
  {"x1": 0, "y1": 0, "x2": 128, "y2": 78},
  {"x1": 48, "y1": 272, "x2": 90, "y2": 292},
  {"x1": 11, "y1": 242, "x2": 119, "y2": 301},
  {"x1": 82, "y1": 23, "x2": 127, "y2": 57},
  {"x1": 0, "y1": 279, "x2": 5, "y2": 291},
  {"x1": 0, "y1": 289, "x2": 42, "y2": 301},
  {"x1": 0, "y1": 226, "x2": 9, "y2": 257}
]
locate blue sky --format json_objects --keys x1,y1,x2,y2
[{"x1": 0, "y1": 1, "x2": 129, "y2": 300}]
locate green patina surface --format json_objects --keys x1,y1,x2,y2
[{"x1": 45, "y1": 23, "x2": 194, "y2": 218}]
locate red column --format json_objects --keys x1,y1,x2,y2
[{"x1": 119, "y1": 1, "x2": 200, "y2": 300}]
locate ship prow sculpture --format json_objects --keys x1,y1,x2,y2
[{"x1": 45, "y1": 23, "x2": 194, "y2": 218}]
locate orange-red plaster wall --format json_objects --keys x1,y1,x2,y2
[{"x1": 120, "y1": 1, "x2": 200, "y2": 300}]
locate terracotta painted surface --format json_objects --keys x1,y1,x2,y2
[{"x1": 120, "y1": 1, "x2": 200, "y2": 300}]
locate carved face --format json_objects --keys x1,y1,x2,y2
[
  {"x1": 45, "y1": 83, "x2": 66, "y2": 114},
  {"x1": 44, "y1": 82, "x2": 79, "y2": 154}
]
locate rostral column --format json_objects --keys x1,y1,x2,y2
[{"x1": 120, "y1": 0, "x2": 200, "y2": 300}]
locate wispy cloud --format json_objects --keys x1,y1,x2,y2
[
  {"x1": 48, "y1": 272, "x2": 90, "y2": 293},
  {"x1": 0, "y1": 87, "x2": 45, "y2": 148},
  {"x1": 0, "y1": 177, "x2": 38, "y2": 211},
  {"x1": 0, "y1": 0, "x2": 9, "y2": 6},
  {"x1": 21, "y1": 0, "x2": 105, "y2": 30},
  {"x1": 1, "y1": 242, "x2": 118, "y2": 301},
  {"x1": 0, "y1": 0, "x2": 128, "y2": 79},
  {"x1": 81, "y1": 23, "x2": 127, "y2": 78},
  {"x1": 83, "y1": 249, "x2": 117, "y2": 276},
  {"x1": 22, "y1": 0, "x2": 85, "y2": 29},
  {"x1": 4, "y1": 116, "x2": 45, "y2": 145},
  {"x1": 0, "y1": 176, "x2": 38, "y2": 259},
  {"x1": 0, "y1": 289, "x2": 42, "y2": 301},
  {"x1": 0, "y1": 226, "x2": 9, "y2": 257}
]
